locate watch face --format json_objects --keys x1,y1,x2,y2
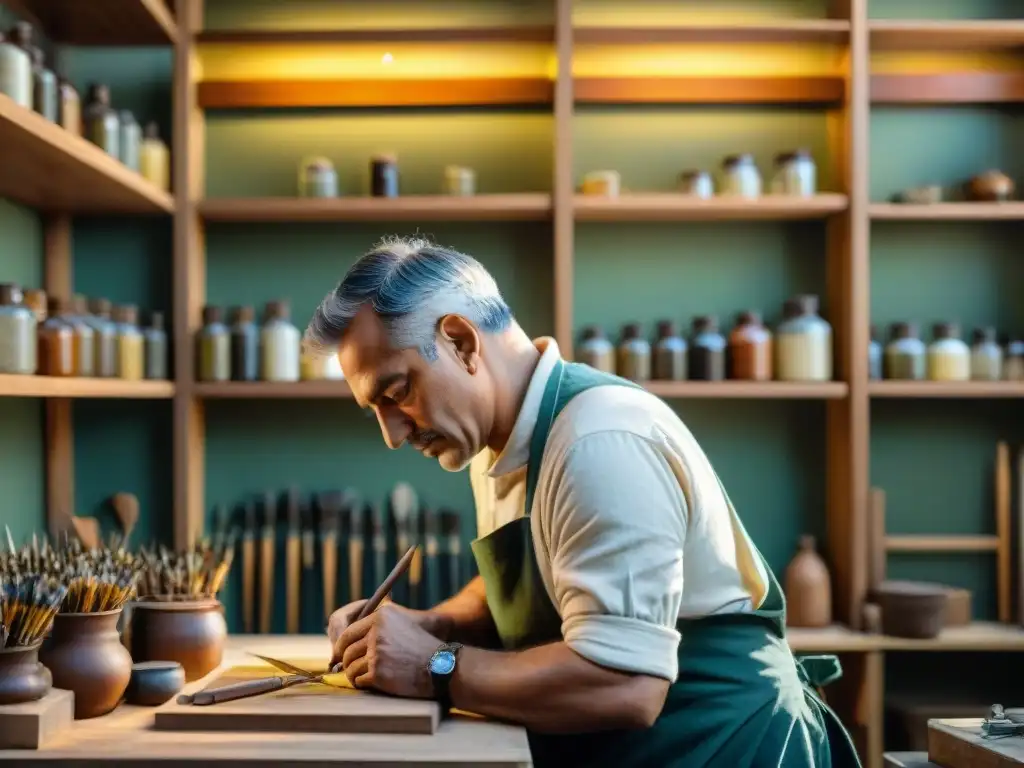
[{"x1": 429, "y1": 650, "x2": 456, "y2": 675}]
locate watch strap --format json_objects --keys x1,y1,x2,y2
[{"x1": 430, "y1": 641, "x2": 462, "y2": 714}]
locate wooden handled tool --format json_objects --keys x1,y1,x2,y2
[
  {"x1": 996, "y1": 441, "x2": 1011, "y2": 623},
  {"x1": 317, "y1": 492, "x2": 342, "y2": 623},
  {"x1": 70, "y1": 515, "x2": 101, "y2": 551},
  {"x1": 441, "y1": 510, "x2": 461, "y2": 598},
  {"x1": 391, "y1": 483, "x2": 416, "y2": 606},
  {"x1": 356, "y1": 544, "x2": 418, "y2": 621},
  {"x1": 241, "y1": 500, "x2": 256, "y2": 634},
  {"x1": 423, "y1": 507, "x2": 440, "y2": 608},
  {"x1": 371, "y1": 503, "x2": 387, "y2": 589},
  {"x1": 285, "y1": 487, "x2": 301, "y2": 634},
  {"x1": 109, "y1": 492, "x2": 139, "y2": 546},
  {"x1": 348, "y1": 504, "x2": 364, "y2": 602},
  {"x1": 181, "y1": 674, "x2": 317, "y2": 706},
  {"x1": 259, "y1": 491, "x2": 277, "y2": 634},
  {"x1": 301, "y1": 498, "x2": 316, "y2": 572}
]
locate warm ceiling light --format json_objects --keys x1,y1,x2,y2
[{"x1": 382, "y1": 52, "x2": 393, "y2": 64}]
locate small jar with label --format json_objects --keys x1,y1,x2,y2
[
  {"x1": 87, "y1": 297, "x2": 118, "y2": 377},
  {"x1": 775, "y1": 296, "x2": 832, "y2": 382},
  {"x1": 119, "y1": 110, "x2": 141, "y2": 171},
  {"x1": 229, "y1": 305, "x2": 259, "y2": 381},
  {"x1": 884, "y1": 322, "x2": 925, "y2": 380},
  {"x1": 84, "y1": 83, "x2": 120, "y2": 158},
  {"x1": 298, "y1": 156, "x2": 338, "y2": 198},
  {"x1": 30, "y1": 47, "x2": 58, "y2": 123},
  {"x1": 719, "y1": 154, "x2": 761, "y2": 198},
  {"x1": 653, "y1": 320, "x2": 687, "y2": 381},
  {"x1": 617, "y1": 323, "x2": 651, "y2": 382},
  {"x1": 678, "y1": 170, "x2": 714, "y2": 199},
  {"x1": 443, "y1": 166, "x2": 476, "y2": 196},
  {"x1": 140, "y1": 122, "x2": 170, "y2": 192},
  {"x1": 580, "y1": 170, "x2": 620, "y2": 197},
  {"x1": 689, "y1": 315, "x2": 727, "y2": 381},
  {"x1": 58, "y1": 76, "x2": 80, "y2": 134},
  {"x1": 0, "y1": 283, "x2": 37, "y2": 375},
  {"x1": 576, "y1": 325, "x2": 615, "y2": 374},
  {"x1": 927, "y1": 323, "x2": 970, "y2": 381},
  {"x1": 0, "y1": 28, "x2": 32, "y2": 109},
  {"x1": 114, "y1": 305, "x2": 144, "y2": 381},
  {"x1": 143, "y1": 311, "x2": 168, "y2": 380},
  {"x1": 65, "y1": 296, "x2": 96, "y2": 377},
  {"x1": 728, "y1": 310, "x2": 772, "y2": 381},
  {"x1": 261, "y1": 301, "x2": 300, "y2": 382},
  {"x1": 37, "y1": 298, "x2": 74, "y2": 377},
  {"x1": 198, "y1": 306, "x2": 230, "y2": 382},
  {"x1": 969, "y1": 327, "x2": 1002, "y2": 381},
  {"x1": 1004, "y1": 339, "x2": 1024, "y2": 381},
  {"x1": 770, "y1": 150, "x2": 817, "y2": 196},
  {"x1": 868, "y1": 325, "x2": 882, "y2": 380},
  {"x1": 370, "y1": 154, "x2": 399, "y2": 198}
]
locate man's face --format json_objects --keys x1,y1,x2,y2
[{"x1": 339, "y1": 305, "x2": 489, "y2": 472}]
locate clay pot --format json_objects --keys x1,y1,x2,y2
[
  {"x1": 125, "y1": 661, "x2": 185, "y2": 706},
  {"x1": 129, "y1": 598, "x2": 227, "y2": 682},
  {"x1": 0, "y1": 642, "x2": 52, "y2": 705},
  {"x1": 783, "y1": 535, "x2": 832, "y2": 628},
  {"x1": 39, "y1": 610, "x2": 132, "y2": 719},
  {"x1": 965, "y1": 170, "x2": 1015, "y2": 202},
  {"x1": 873, "y1": 580, "x2": 947, "y2": 639}
]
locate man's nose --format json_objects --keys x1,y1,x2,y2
[{"x1": 377, "y1": 407, "x2": 411, "y2": 450}]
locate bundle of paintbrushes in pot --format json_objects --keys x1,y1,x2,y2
[{"x1": 135, "y1": 534, "x2": 236, "y2": 602}]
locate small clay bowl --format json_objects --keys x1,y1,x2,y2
[{"x1": 125, "y1": 661, "x2": 185, "y2": 706}]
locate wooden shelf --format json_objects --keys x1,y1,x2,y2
[
  {"x1": 2, "y1": 0, "x2": 178, "y2": 45},
  {"x1": 0, "y1": 95, "x2": 174, "y2": 214},
  {"x1": 869, "y1": 381, "x2": 1024, "y2": 398},
  {"x1": 871, "y1": 73, "x2": 1024, "y2": 104},
  {"x1": 787, "y1": 625, "x2": 883, "y2": 653},
  {"x1": 870, "y1": 20, "x2": 1024, "y2": 51},
  {"x1": 194, "y1": 381, "x2": 353, "y2": 399},
  {"x1": 197, "y1": 78, "x2": 554, "y2": 109},
  {"x1": 197, "y1": 26, "x2": 554, "y2": 44},
  {"x1": 574, "y1": 21, "x2": 850, "y2": 45},
  {"x1": 575, "y1": 193, "x2": 848, "y2": 222},
  {"x1": 575, "y1": 76, "x2": 845, "y2": 105},
  {"x1": 870, "y1": 202, "x2": 1024, "y2": 221},
  {"x1": 199, "y1": 194, "x2": 552, "y2": 223},
  {"x1": 646, "y1": 381, "x2": 848, "y2": 399},
  {"x1": 0, "y1": 375, "x2": 174, "y2": 399},
  {"x1": 787, "y1": 623, "x2": 1024, "y2": 652}
]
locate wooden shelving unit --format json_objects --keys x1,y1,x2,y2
[
  {"x1": 0, "y1": 375, "x2": 174, "y2": 399},
  {"x1": 0, "y1": 94, "x2": 174, "y2": 214},
  {"x1": 197, "y1": 26, "x2": 555, "y2": 44},
  {"x1": 869, "y1": 381, "x2": 1024, "y2": 399},
  {"x1": 869, "y1": 20, "x2": 1024, "y2": 50},
  {"x1": 575, "y1": 194, "x2": 848, "y2": 222},
  {"x1": 194, "y1": 381, "x2": 353, "y2": 399},
  {"x1": 575, "y1": 76, "x2": 845, "y2": 105},
  {"x1": 2, "y1": 0, "x2": 179, "y2": 45},
  {"x1": 574, "y1": 21, "x2": 851, "y2": 45},
  {"x1": 870, "y1": 202, "x2": 1024, "y2": 221}
]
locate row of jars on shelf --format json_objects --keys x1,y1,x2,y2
[
  {"x1": 578, "y1": 295, "x2": 832, "y2": 383},
  {"x1": 299, "y1": 155, "x2": 478, "y2": 199},
  {"x1": 0, "y1": 283, "x2": 167, "y2": 379},
  {"x1": 581, "y1": 150, "x2": 817, "y2": 200},
  {"x1": 196, "y1": 303, "x2": 342, "y2": 383},
  {"x1": 869, "y1": 323, "x2": 1024, "y2": 382},
  {"x1": 0, "y1": 21, "x2": 170, "y2": 191}
]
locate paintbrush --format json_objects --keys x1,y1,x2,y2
[{"x1": 135, "y1": 534, "x2": 236, "y2": 602}]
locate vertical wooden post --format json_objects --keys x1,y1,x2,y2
[
  {"x1": 172, "y1": 0, "x2": 207, "y2": 548},
  {"x1": 552, "y1": 0, "x2": 574, "y2": 355},
  {"x1": 43, "y1": 215, "x2": 73, "y2": 537}
]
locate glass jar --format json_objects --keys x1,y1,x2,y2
[
  {"x1": 139, "y1": 122, "x2": 170, "y2": 192},
  {"x1": 868, "y1": 325, "x2": 882, "y2": 380},
  {"x1": 37, "y1": 298, "x2": 74, "y2": 377},
  {"x1": 298, "y1": 156, "x2": 338, "y2": 198},
  {"x1": 927, "y1": 323, "x2": 969, "y2": 381},
  {"x1": 30, "y1": 47, "x2": 58, "y2": 123},
  {"x1": 576, "y1": 325, "x2": 615, "y2": 374},
  {"x1": 143, "y1": 311, "x2": 168, "y2": 380},
  {"x1": 0, "y1": 29, "x2": 32, "y2": 108},
  {"x1": 443, "y1": 166, "x2": 476, "y2": 196},
  {"x1": 229, "y1": 305, "x2": 259, "y2": 382},
  {"x1": 0, "y1": 283, "x2": 37, "y2": 374},
  {"x1": 58, "y1": 76, "x2": 80, "y2": 134},
  {"x1": 86, "y1": 298, "x2": 118, "y2": 378},
  {"x1": 770, "y1": 150, "x2": 817, "y2": 196},
  {"x1": 775, "y1": 295, "x2": 832, "y2": 382},
  {"x1": 114, "y1": 305, "x2": 144, "y2": 381},
  {"x1": 261, "y1": 301, "x2": 300, "y2": 382},
  {"x1": 653, "y1": 320, "x2": 687, "y2": 381},
  {"x1": 969, "y1": 327, "x2": 1002, "y2": 381},
  {"x1": 119, "y1": 110, "x2": 141, "y2": 171},
  {"x1": 616, "y1": 323, "x2": 651, "y2": 382},
  {"x1": 580, "y1": 170, "x2": 620, "y2": 197},
  {"x1": 884, "y1": 322, "x2": 925, "y2": 380},
  {"x1": 370, "y1": 154, "x2": 399, "y2": 198},
  {"x1": 1005, "y1": 340, "x2": 1024, "y2": 381},
  {"x1": 197, "y1": 306, "x2": 230, "y2": 382},
  {"x1": 678, "y1": 170, "x2": 713, "y2": 199},
  {"x1": 728, "y1": 310, "x2": 772, "y2": 381},
  {"x1": 83, "y1": 83, "x2": 120, "y2": 158},
  {"x1": 719, "y1": 154, "x2": 761, "y2": 198},
  {"x1": 65, "y1": 296, "x2": 96, "y2": 377},
  {"x1": 688, "y1": 315, "x2": 726, "y2": 381}
]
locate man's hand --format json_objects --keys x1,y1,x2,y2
[
  {"x1": 326, "y1": 599, "x2": 372, "y2": 648},
  {"x1": 332, "y1": 602, "x2": 442, "y2": 698}
]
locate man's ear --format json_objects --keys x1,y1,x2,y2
[{"x1": 438, "y1": 314, "x2": 481, "y2": 374}]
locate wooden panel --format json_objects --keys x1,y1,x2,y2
[
  {"x1": 197, "y1": 78, "x2": 554, "y2": 109},
  {"x1": 870, "y1": 203, "x2": 1024, "y2": 221},
  {"x1": 0, "y1": 95, "x2": 174, "y2": 214},
  {"x1": 553, "y1": 0, "x2": 573, "y2": 356},
  {"x1": 575, "y1": 76, "x2": 845, "y2": 105},
  {"x1": 928, "y1": 719, "x2": 1024, "y2": 768},
  {"x1": 199, "y1": 195, "x2": 552, "y2": 223},
  {"x1": 197, "y1": 27, "x2": 554, "y2": 44},
  {"x1": 195, "y1": 382, "x2": 353, "y2": 399},
  {"x1": 2, "y1": 0, "x2": 178, "y2": 45},
  {"x1": 646, "y1": 382, "x2": 849, "y2": 399},
  {"x1": 0, "y1": 689, "x2": 74, "y2": 750},
  {"x1": 574, "y1": 193, "x2": 849, "y2": 221},
  {"x1": 869, "y1": 382, "x2": 1024, "y2": 398},
  {"x1": 871, "y1": 73, "x2": 1024, "y2": 104},
  {"x1": 0, "y1": 376, "x2": 175, "y2": 398},
  {"x1": 575, "y1": 21, "x2": 851, "y2": 45},
  {"x1": 885, "y1": 534, "x2": 998, "y2": 553},
  {"x1": 870, "y1": 21, "x2": 1024, "y2": 51}
]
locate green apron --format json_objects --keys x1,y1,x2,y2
[{"x1": 470, "y1": 359, "x2": 862, "y2": 768}]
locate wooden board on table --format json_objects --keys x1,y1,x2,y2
[
  {"x1": 0, "y1": 689, "x2": 74, "y2": 749},
  {"x1": 928, "y1": 718, "x2": 1024, "y2": 768},
  {"x1": 154, "y1": 659, "x2": 439, "y2": 735}
]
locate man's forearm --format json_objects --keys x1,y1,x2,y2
[
  {"x1": 426, "y1": 576, "x2": 499, "y2": 647},
  {"x1": 449, "y1": 641, "x2": 668, "y2": 733}
]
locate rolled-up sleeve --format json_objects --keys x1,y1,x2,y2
[{"x1": 545, "y1": 431, "x2": 687, "y2": 681}]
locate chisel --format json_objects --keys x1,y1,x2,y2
[
  {"x1": 259, "y1": 491, "x2": 277, "y2": 634},
  {"x1": 371, "y1": 503, "x2": 387, "y2": 592},
  {"x1": 423, "y1": 507, "x2": 440, "y2": 608},
  {"x1": 317, "y1": 491, "x2": 343, "y2": 624},
  {"x1": 441, "y1": 509, "x2": 462, "y2": 598},
  {"x1": 301, "y1": 497, "x2": 316, "y2": 573},
  {"x1": 285, "y1": 487, "x2": 301, "y2": 635},
  {"x1": 241, "y1": 500, "x2": 256, "y2": 634},
  {"x1": 348, "y1": 503, "x2": 364, "y2": 602}
]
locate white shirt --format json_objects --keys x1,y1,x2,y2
[{"x1": 470, "y1": 338, "x2": 768, "y2": 681}]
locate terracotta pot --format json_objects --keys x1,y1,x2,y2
[
  {"x1": 872, "y1": 580, "x2": 947, "y2": 639},
  {"x1": 0, "y1": 642, "x2": 52, "y2": 705},
  {"x1": 783, "y1": 534, "x2": 832, "y2": 628},
  {"x1": 39, "y1": 610, "x2": 132, "y2": 719},
  {"x1": 129, "y1": 598, "x2": 226, "y2": 682}
]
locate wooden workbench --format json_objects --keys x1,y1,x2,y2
[{"x1": 0, "y1": 635, "x2": 532, "y2": 767}]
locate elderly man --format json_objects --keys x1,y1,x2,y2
[{"x1": 308, "y1": 237, "x2": 859, "y2": 768}]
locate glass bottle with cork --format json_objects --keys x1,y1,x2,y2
[
  {"x1": 775, "y1": 295, "x2": 832, "y2": 382},
  {"x1": 688, "y1": 315, "x2": 726, "y2": 381},
  {"x1": 616, "y1": 323, "x2": 651, "y2": 383},
  {"x1": 37, "y1": 297, "x2": 74, "y2": 377},
  {"x1": 86, "y1": 298, "x2": 118, "y2": 378},
  {"x1": 58, "y1": 74, "x2": 80, "y2": 134},
  {"x1": 197, "y1": 306, "x2": 230, "y2": 382},
  {"x1": 653, "y1": 320, "x2": 687, "y2": 381},
  {"x1": 728, "y1": 310, "x2": 772, "y2": 381},
  {"x1": 29, "y1": 47, "x2": 58, "y2": 123},
  {"x1": 140, "y1": 122, "x2": 170, "y2": 191},
  {"x1": 0, "y1": 283, "x2": 37, "y2": 375},
  {"x1": 113, "y1": 305, "x2": 144, "y2": 380},
  {"x1": 260, "y1": 300, "x2": 300, "y2": 382},
  {"x1": 1004, "y1": 339, "x2": 1024, "y2": 381},
  {"x1": 883, "y1": 322, "x2": 925, "y2": 380},
  {"x1": 926, "y1": 323, "x2": 969, "y2": 382},
  {"x1": 119, "y1": 110, "x2": 142, "y2": 172},
  {"x1": 370, "y1": 154, "x2": 399, "y2": 198},
  {"x1": 229, "y1": 305, "x2": 258, "y2": 381},
  {"x1": 65, "y1": 296, "x2": 96, "y2": 377},
  {"x1": 867, "y1": 325, "x2": 882, "y2": 380},
  {"x1": 0, "y1": 26, "x2": 32, "y2": 109},
  {"x1": 576, "y1": 326, "x2": 615, "y2": 374},
  {"x1": 83, "y1": 83, "x2": 120, "y2": 158},
  {"x1": 969, "y1": 327, "x2": 1002, "y2": 381},
  {"x1": 143, "y1": 311, "x2": 168, "y2": 380}
]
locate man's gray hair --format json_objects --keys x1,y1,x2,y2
[{"x1": 304, "y1": 236, "x2": 513, "y2": 361}]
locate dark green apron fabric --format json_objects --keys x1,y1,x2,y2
[{"x1": 470, "y1": 359, "x2": 862, "y2": 768}]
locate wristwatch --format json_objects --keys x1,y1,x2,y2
[{"x1": 428, "y1": 641, "x2": 462, "y2": 713}]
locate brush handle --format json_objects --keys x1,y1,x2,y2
[
  {"x1": 356, "y1": 545, "x2": 418, "y2": 621},
  {"x1": 322, "y1": 531, "x2": 338, "y2": 623},
  {"x1": 242, "y1": 537, "x2": 255, "y2": 634},
  {"x1": 190, "y1": 675, "x2": 292, "y2": 705}
]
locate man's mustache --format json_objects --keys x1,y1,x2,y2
[{"x1": 411, "y1": 430, "x2": 443, "y2": 450}]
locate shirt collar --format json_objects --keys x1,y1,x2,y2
[{"x1": 486, "y1": 337, "x2": 561, "y2": 478}]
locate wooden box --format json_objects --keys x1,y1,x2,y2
[{"x1": 0, "y1": 688, "x2": 74, "y2": 749}]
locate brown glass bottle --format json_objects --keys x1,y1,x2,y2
[
  {"x1": 616, "y1": 322, "x2": 651, "y2": 382},
  {"x1": 64, "y1": 295, "x2": 96, "y2": 376},
  {"x1": 653, "y1": 320, "x2": 686, "y2": 381},
  {"x1": 370, "y1": 154, "x2": 399, "y2": 197},
  {"x1": 38, "y1": 297, "x2": 75, "y2": 376},
  {"x1": 576, "y1": 325, "x2": 615, "y2": 374},
  {"x1": 728, "y1": 310, "x2": 772, "y2": 381},
  {"x1": 688, "y1": 315, "x2": 726, "y2": 381}
]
